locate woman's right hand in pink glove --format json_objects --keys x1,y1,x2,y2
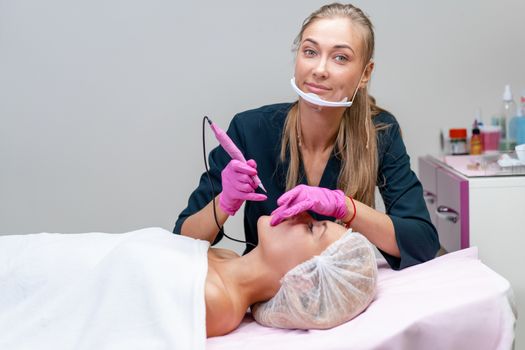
[{"x1": 219, "y1": 159, "x2": 267, "y2": 216}]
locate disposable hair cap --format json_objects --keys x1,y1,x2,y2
[{"x1": 252, "y1": 230, "x2": 377, "y2": 329}]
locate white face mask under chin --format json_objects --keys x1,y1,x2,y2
[
  {"x1": 291, "y1": 69, "x2": 372, "y2": 149},
  {"x1": 290, "y1": 77, "x2": 355, "y2": 107}
]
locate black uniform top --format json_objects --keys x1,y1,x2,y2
[{"x1": 174, "y1": 103, "x2": 439, "y2": 270}]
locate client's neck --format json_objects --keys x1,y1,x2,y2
[{"x1": 215, "y1": 247, "x2": 283, "y2": 309}]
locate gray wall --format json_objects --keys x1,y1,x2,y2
[{"x1": 1, "y1": 0, "x2": 524, "y2": 253}]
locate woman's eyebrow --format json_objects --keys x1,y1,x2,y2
[
  {"x1": 303, "y1": 38, "x2": 355, "y2": 55},
  {"x1": 334, "y1": 44, "x2": 355, "y2": 54},
  {"x1": 303, "y1": 38, "x2": 319, "y2": 46}
]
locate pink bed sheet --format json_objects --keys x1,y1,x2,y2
[{"x1": 207, "y1": 247, "x2": 515, "y2": 350}]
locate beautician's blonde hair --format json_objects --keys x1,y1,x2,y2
[{"x1": 280, "y1": 2, "x2": 384, "y2": 207}]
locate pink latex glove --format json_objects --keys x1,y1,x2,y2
[
  {"x1": 219, "y1": 159, "x2": 267, "y2": 216},
  {"x1": 270, "y1": 185, "x2": 348, "y2": 226}
]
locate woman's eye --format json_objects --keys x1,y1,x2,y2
[
  {"x1": 308, "y1": 223, "x2": 314, "y2": 232},
  {"x1": 334, "y1": 55, "x2": 348, "y2": 62},
  {"x1": 303, "y1": 49, "x2": 316, "y2": 57}
]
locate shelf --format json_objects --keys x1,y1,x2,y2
[{"x1": 434, "y1": 153, "x2": 525, "y2": 178}]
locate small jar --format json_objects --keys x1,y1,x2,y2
[{"x1": 449, "y1": 128, "x2": 468, "y2": 155}]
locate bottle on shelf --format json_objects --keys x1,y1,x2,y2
[
  {"x1": 449, "y1": 128, "x2": 468, "y2": 155},
  {"x1": 470, "y1": 119, "x2": 483, "y2": 155},
  {"x1": 501, "y1": 84, "x2": 517, "y2": 151}
]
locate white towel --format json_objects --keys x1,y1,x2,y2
[{"x1": 0, "y1": 227, "x2": 209, "y2": 350}]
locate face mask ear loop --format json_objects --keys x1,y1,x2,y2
[
  {"x1": 348, "y1": 61, "x2": 370, "y2": 105},
  {"x1": 348, "y1": 74, "x2": 363, "y2": 105}
]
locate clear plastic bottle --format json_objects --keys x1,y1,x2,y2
[{"x1": 501, "y1": 84, "x2": 517, "y2": 150}]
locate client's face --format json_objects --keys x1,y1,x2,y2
[{"x1": 257, "y1": 213, "x2": 347, "y2": 274}]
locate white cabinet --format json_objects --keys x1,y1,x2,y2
[{"x1": 419, "y1": 155, "x2": 525, "y2": 348}]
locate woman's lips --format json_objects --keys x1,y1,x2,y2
[{"x1": 304, "y1": 82, "x2": 331, "y2": 94}]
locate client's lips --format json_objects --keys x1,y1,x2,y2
[{"x1": 304, "y1": 82, "x2": 331, "y2": 94}]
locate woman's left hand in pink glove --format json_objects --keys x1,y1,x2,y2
[{"x1": 270, "y1": 184, "x2": 348, "y2": 226}]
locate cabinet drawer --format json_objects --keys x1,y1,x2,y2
[{"x1": 435, "y1": 167, "x2": 469, "y2": 252}]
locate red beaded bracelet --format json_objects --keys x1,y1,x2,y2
[{"x1": 344, "y1": 196, "x2": 356, "y2": 229}]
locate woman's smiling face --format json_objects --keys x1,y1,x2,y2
[
  {"x1": 257, "y1": 213, "x2": 347, "y2": 274},
  {"x1": 294, "y1": 17, "x2": 371, "y2": 104}
]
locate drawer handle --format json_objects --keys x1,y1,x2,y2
[
  {"x1": 423, "y1": 191, "x2": 436, "y2": 204},
  {"x1": 436, "y1": 206, "x2": 459, "y2": 223}
]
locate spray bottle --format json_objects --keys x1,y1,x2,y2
[{"x1": 501, "y1": 84, "x2": 517, "y2": 150}]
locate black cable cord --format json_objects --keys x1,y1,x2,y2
[{"x1": 202, "y1": 116, "x2": 255, "y2": 247}]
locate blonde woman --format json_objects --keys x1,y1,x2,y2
[{"x1": 175, "y1": 3, "x2": 439, "y2": 270}]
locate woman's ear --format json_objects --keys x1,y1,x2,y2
[{"x1": 359, "y1": 60, "x2": 374, "y2": 88}]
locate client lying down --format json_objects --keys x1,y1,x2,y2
[
  {"x1": 206, "y1": 213, "x2": 377, "y2": 336},
  {"x1": 0, "y1": 214, "x2": 376, "y2": 349}
]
